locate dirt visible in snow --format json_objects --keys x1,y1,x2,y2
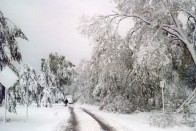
[
  {"x1": 82, "y1": 108, "x2": 116, "y2": 131},
  {"x1": 66, "y1": 107, "x2": 78, "y2": 131}
]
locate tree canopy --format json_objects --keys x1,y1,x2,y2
[
  {"x1": 0, "y1": 11, "x2": 27, "y2": 70},
  {"x1": 77, "y1": 0, "x2": 196, "y2": 113}
]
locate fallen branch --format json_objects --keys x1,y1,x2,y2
[{"x1": 176, "y1": 88, "x2": 196, "y2": 113}]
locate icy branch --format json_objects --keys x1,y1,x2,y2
[{"x1": 108, "y1": 13, "x2": 152, "y2": 25}]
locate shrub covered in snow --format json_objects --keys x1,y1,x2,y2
[
  {"x1": 40, "y1": 88, "x2": 54, "y2": 107},
  {"x1": 149, "y1": 112, "x2": 177, "y2": 128},
  {"x1": 180, "y1": 105, "x2": 196, "y2": 127},
  {"x1": 99, "y1": 94, "x2": 135, "y2": 113},
  {"x1": 181, "y1": 114, "x2": 196, "y2": 127}
]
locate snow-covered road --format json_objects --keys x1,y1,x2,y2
[
  {"x1": 0, "y1": 103, "x2": 195, "y2": 131},
  {"x1": 70, "y1": 107, "x2": 116, "y2": 131},
  {"x1": 75, "y1": 106, "x2": 155, "y2": 131},
  {"x1": 81, "y1": 108, "x2": 115, "y2": 131},
  {"x1": 67, "y1": 104, "x2": 194, "y2": 131}
]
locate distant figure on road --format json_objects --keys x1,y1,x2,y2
[{"x1": 64, "y1": 98, "x2": 68, "y2": 106}]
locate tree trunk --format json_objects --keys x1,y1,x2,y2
[{"x1": 35, "y1": 94, "x2": 40, "y2": 107}]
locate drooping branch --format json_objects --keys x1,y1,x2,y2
[
  {"x1": 187, "y1": 13, "x2": 196, "y2": 46},
  {"x1": 193, "y1": 25, "x2": 196, "y2": 46},
  {"x1": 111, "y1": 13, "x2": 152, "y2": 25},
  {"x1": 114, "y1": 16, "x2": 128, "y2": 35},
  {"x1": 111, "y1": 13, "x2": 192, "y2": 44},
  {"x1": 106, "y1": 13, "x2": 185, "y2": 41},
  {"x1": 161, "y1": 26, "x2": 183, "y2": 40},
  {"x1": 125, "y1": 26, "x2": 142, "y2": 40},
  {"x1": 186, "y1": 11, "x2": 196, "y2": 22},
  {"x1": 104, "y1": 10, "x2": 196, "y2": 66},
  {"x1": 123, "y1": 14, "x2": 151, "y2": 25}
]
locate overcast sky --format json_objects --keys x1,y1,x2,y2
[{"x1": 0, "y1": 0, "x2": 115, "y2": 71}]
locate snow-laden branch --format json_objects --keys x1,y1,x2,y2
[
  {"x1": 193, "y1": 25, "x2": 196, "y2": 46},
  {"x1": 176, "y1": 88, "x2": 196, "y2": 113},
  {"x1": 161, "y1": 25, "x2": 181, "y2": 38},
  {"x1": 108, "y1": 13, "x2": 152, "y2": 25},
  {"x1": 186, "y1": 11, "x2": 196, "y2": 22},
  {"x1": 106, "y1": 12, "x2": 196, "y2": 65},
  {"x1": 107, "y1": 13, "x2": 186, "y2": 41}
]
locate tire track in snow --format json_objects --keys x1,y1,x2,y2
[
  {"x1": 66, "y1": 107, "x2": 78, "y2": 131},
  {"x1": 82, "y1": 108, "x2": 116, "y2": 131}
]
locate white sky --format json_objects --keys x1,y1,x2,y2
[{"x1": 0, "y1": 0, "x2": 115, "y2": 71}]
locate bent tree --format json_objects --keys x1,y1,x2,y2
[
  {"x1": 110, "y1": 0, "x2": 196, "y2": 113},
  {"x1": 0, "y1": 11, "x2": 28, "y2": 69},
  {"x1": 0, "y1": 10, "x2": 28, "y2": 112},
  {"x1": 105, "y1": 0, "x2": 196, "y2": 64},
  {"x1": 80, "y1": 0, "x2": 196, "y2": 112}
]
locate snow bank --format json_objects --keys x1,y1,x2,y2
[
  {"x1": 0, "y1": 103, "x2": 70, "y2": 131},
  {"x1": 1, "y1": 103, "x2": 194, "y2": 131},
  {"x1": 77, "y1": 104, "x2": 194, "y2": 131}
]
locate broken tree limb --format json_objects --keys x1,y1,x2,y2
[{"x1": 176, "y1": 88, "x2": 196, "y2": 113}]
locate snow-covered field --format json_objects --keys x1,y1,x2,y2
[
  {"x1": 0, "y1": 103, "x2": 70, "y2": 131},
  {"x1": 0, "y1": 103, "x2": 195, "y2": 131}
]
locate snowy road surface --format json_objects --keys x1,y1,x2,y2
[
  {"x1": 0, "y1": 103, "x2": 195, "y2": 131},
  {"x1": 82, "y1": 108, "x2": 115, "y2": 131},
  {"x1": 64, "y1": 107, "x2": 78, "y2": 131}
]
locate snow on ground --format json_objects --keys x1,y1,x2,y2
[
  {"x1": 0, "y1": 103, "x2": 195, "y2": 131},
  {"x1": 74, "y1": 106, "x2": 101, "y2": 131},
  {"x1": 76, "y1": 104, "x2": 195, "y2": 131},
  {"x1": 0, "y1": 103, "x2": 70, "y2": 131}
]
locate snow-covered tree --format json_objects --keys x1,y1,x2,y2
[
  {"x1": 75, "y1": 59, "x2": 98, "y2": 104},
  {"x1": 43, "y1": 53, "x2": 76, "y2": 99},
  {"x1": 0, "y1": 10, "x2": 27, "y2": 70},
  {"x1": 17, "y1": 64, "x2": 38, "y2": 106},
  {"x1": 110, "y1": 0, "x2": 196, "y2": 112},
  {"x1": 78, "y1": 0, "x2": 196, "y2": 113},
  {"x1": 0, "y1": 84, "x2": 5, "y2": 106},
  {"x1": 40, "y1": 59, "x2": 56, "y2": 107},
  {"x1": 0, "y1": 10, "x2": 27, "y2": 113},
  {"x1": 36, "y1": 73, "x2": 45, "y2": 106}
]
